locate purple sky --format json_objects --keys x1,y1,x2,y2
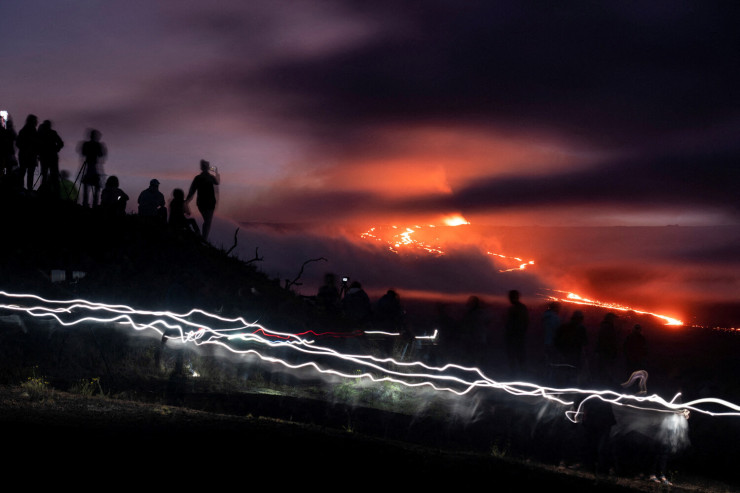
[{"x1": 3, "y1": 1, "x2": 739, "y2": 322}]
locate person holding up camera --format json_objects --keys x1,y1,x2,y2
[{"x1": 186, "y1": 159, "x2": 220, "y2": 241}]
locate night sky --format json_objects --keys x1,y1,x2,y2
[{"x1": 3, "y1": 1, "x2": 739, "y2": 323}]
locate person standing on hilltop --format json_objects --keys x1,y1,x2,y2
[
  {"x1": 77, "y1": 129, "x2": 107, "y2": 207},
  {"x1": 16, "y1": 114, "x2": 39, "y2": 190},
  {"x1": 37, "y1": 119, "x2": 64, "y2": 195},
  {"x1": 1, "y1": 112, "x2": 18, "y2": 178},
  {"x1": 186, "y1": 159, "x2": 219, "y2": 241},
  {"x1": 138, "y1": 178, "x2": 167, "y2": 223}
]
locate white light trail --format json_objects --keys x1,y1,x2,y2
[{"x1": 2, "y1": 290, "x2": 739, "y2": 421}]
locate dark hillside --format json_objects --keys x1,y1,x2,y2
[{"x1": 1, "y1": 193, "x2": 739, "y2": 492}]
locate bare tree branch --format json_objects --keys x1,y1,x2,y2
[
  {"x1": 225, "y1": 227, "x2": 240, "y2": 256},
  {"x1": 245, "y1": 247, "x2": 264, "y2": 265},
  {"x1": 285, "y1": 257, "x2": 327, "y2": 290}
]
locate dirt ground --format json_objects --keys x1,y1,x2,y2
[{"x1": 1, "y1": 385, "x2": 735, "y2": 492}]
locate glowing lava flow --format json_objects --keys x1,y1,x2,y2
[
  {"x1": 2, "y1": 290, "x2": 738, "y2": 421},
  {"x1": 548, "y1": 291, "x2": 684, "y2": 326},
  {"x1": 360, "y1": 222, "x2": 685, "y2": 325},
  {"x1": 359, "y1": 222, "x2": 535, "y2": 272},
  {"x1": 361, "y1": 225, "x2": 444, "y2": 255},
  {"x1": 487, "y1": 252, "x2": 536, "y2": 273}
]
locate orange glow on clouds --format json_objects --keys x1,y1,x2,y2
[
  {"x1": 291, "y1": 124, "x2": 599, "y2": 200},
  {"x1": 353, "y1": 125, "x2": 601, "y2": 188}
]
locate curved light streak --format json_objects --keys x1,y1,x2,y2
[{"x1": 1, "y1": 290, "x2": 738, "y2": 421}]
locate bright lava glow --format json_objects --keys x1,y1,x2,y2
[
  {"x1": 549, "y1": 291, "x2": 684, "y2": 326},
  {"x1": 359, "y1": 223, "x2": 535, "y2": 272},
  {"x1": 486, "y1": 251, "x2": 536, "y2": 273},
  {"x1": 2, "y1": 290, "x2": 738, "y2": 423},
  {"x1": 442, "y1": 214, "x2": 470, "y2": 226},
  {"x1": 360, "y1": 222, "x2": 685, "y2": 325}
]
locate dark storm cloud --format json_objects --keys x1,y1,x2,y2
[
  {"x1": 429, "y1": 147, "x2": 740, "y2": 216},
  {"x1": 251, "y1": 1, "x2": 740, "y2": 148},
  {"x1": 242, "y1": 145, "x2": 740, "y2": 223}
]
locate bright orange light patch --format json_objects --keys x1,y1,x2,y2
[
  {"x1": 442, "y1": 214, "x2": 470, "y2": 226},
  {"x1": 550, "y1": 291, "x2": 684, "y2": 326}
]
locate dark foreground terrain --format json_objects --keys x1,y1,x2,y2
[
  {"x1": 2, "y1": 384, "x2": 737, "y2": 492},
  {"x1": 1, "y1": 195, "x2": 739, "y2": 491}
]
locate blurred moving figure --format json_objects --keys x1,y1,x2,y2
[
  {"x1": 505, "y1": 289, "x2": 529, "y2": 376},
  {"x1": 542, "y1": 301, "x2": 561, "y2": 381},
  {"x1": 78, "y1": 129, "x2": 107, "y2": 207},
  {"x1": 623, "y1": 324, "x2": 647, "y2": 372},
  {"x1": 59, "y1": 170, "x2": 79, "y2": 202},
  {"x1": 554, "y1": 310, "x2": 588, "y2": 385}
]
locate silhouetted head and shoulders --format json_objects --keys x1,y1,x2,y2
[
  {"x1": 100, "y1": 175, "x2": 129, "y2": 216},
  {"x1": 16, "y1": 114, "x2": 39, "y2": 150},
  {"x1": 506, "y1": 289, "x2": 529, "y2": 333},
  {"x1": 186, "y1": 159, "x2": 220, "y2": 207},
  {"x1": 78, "y1": 128, "x2": 107, "y2": 165},
  {"x1": 37, "y1": 120, "x2": 63, "y2": 154},
  {"x1": 138, "y1": 178, "x2": 166, "y2": 217}
]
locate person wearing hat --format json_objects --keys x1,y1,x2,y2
[{"x1": 137, "y1": 178, "x2": 166, "y2": 222}]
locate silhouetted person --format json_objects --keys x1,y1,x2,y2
[
  {"x1": 342, "y1": 281, "x2": 372, "y2": 327},
  {"x1": 316, "y1": 273, "x2": 340, "y2": 314},
  {"x1": 78, "y1": 129, "x2": 107, "y2": 207},
  {"x1": 100, "y1": 175, "x2": 129, "y2": 217},
  {"x1": 168, "y1": 188, "x2": 199, "y2": 235},
  {"x1": 37, "y1": 119, "x2": 63, "y2": 194},
  {"x1": 15, "y1": 114, "x2": 39, "y2": 190},
  {"x1": 623, "y1": 324, "x2": 647, "y2": 372},
  {"x1": 461, "y1": 295, "x2": 490, "y2": 367},
  {"x1": 554, "y1": 310, "x2": 588, "y2": 385},
  {"x1": 647, "y1": 407, "x2": 690, "y2": 486},
  {"x1": 58, "y1": 170, "x2": 78, "y2": 202},
  {"x1": 504, "y1": 289, "x2": 529, "y2": 376},
  {"x1": 595, "y1": 312, "x2": 620, "y2": 385},
  {"x1": 0, "y1": 112, "x2": 17, "y2": 177},
  {"x1": 376, "y1": 289, "x2": 405, "y2": 331},
  {"x1": 376, "y1": 289, "x2": 411, "y2": 358},
  {"x1": 580, "y1": 395, "x2": 617, "y2": 475},
  {"x1": 542, "y1": 301, "x2": 561, "y2": 381},
  {"x1": 138, "y1": 178, "x2": 166, "y2": 222},
  {"x1": 186, "y1": 159, "x2": 219, "y2": 240}
]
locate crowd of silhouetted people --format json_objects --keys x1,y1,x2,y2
[
  {"x1": 0, "y1": 112, "x2": 220, "y2": 240},
  {"x1": 309, "y1": 276, "x2": 656, "y2": 392}
]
